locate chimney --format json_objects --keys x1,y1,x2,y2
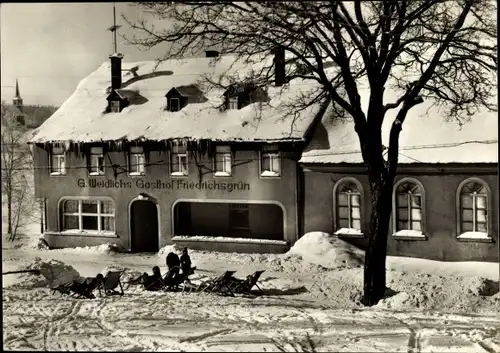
[
  {"x1": 205, "y1": 50, "x2": 219, "y2": 58},
  {"x1": 273, "y1": 46, "x2": 285, "y2": 87},
  {"x1": 109, "y1": 53, "x2": 124, "y2": 91}
]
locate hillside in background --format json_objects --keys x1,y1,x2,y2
[
  {"x1": 1, "y1": 103, "x2": 58, "y2": 129},
  {"x1": 21, "y1": 104, "x2": 59, "y2": 128}
]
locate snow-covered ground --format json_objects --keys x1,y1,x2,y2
[{"x1": 3, "y1": 230, "x2": 500, "y2": 352}]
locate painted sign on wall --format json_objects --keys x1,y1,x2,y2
[{"x1": 77, "y1": 178, "x2": 250, "y2": 192}]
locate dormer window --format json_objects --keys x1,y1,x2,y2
[
  {"x1": 223, "y1": 82, "x2": 269, "y2": 110},
  {"x1": 169, "y1": 98, "x2": 180, "y2": 112},
  {"x1": 89, "y1": 147, "x2": 105, "y2": 176},
  {"x1": 165, "y1": 85, "x2": 207, "y2": 112},
  {"x1": 129, "y1": 146, "x2": 145, "y2": 176},
  {"x1": 110, "y1": 101, "x2": 120, "y2": 113},
  {"x1": 227, "y1": 97, "x2": 238, "y2": 110}
]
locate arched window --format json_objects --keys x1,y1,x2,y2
[
  {"x1": 59, "y1": 197, "x2": 116, "y2": 234},
  {"x1": 393, "y1": 178, "x2": 424, "y2": 234},
  {"x1": 457, "y1": 179, "x2": 489, "y2": 235},
  {"x1": 333, "y1": 178, "x2": 363, "y2": 235}
]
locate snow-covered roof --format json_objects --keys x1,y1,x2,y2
[
  {"x1": 29, "y1": 55, "x2": 325, "y2": 144},
  {"x1": 300, "y1": 89, "x2": 498, "y2": 164}
]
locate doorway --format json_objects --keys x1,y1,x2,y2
[{"x1": 130, "y1": 199, "x2": 159, "y2": 252}]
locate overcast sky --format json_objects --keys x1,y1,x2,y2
[{"x1": 1, "y1": 3, "x2": 171, "y2": 106}]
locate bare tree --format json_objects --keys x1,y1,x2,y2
[
  {"x1": 1, "y1": 102, "x2": 36, "y2": 242},
  {"x1": 123, "y1": 1, "x2": 497, "y2": 305}
]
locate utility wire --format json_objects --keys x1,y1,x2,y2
[{"x1": 1, "y1": 139, "x2": 496, "y2": 172}]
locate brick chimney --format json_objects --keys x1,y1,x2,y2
[
  {"x1": 109, "y1": 53, "x2": 124, "y2": 91},
  {"x1": 273, "y1": 46, "x2": 285, "y2": 87}
]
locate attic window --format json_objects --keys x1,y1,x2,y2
[
  {"x1": 227, "y1": 97, "x2": 238, "y2": 110},
  {"x1": 110, "y1": 101, "x2": 120, "y2": 113},
  {"x1": 169, "y1": 98, "x2": 180, "y2": 112}
]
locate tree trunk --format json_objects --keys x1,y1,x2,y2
[
  {"x1": 7, "y1": 192, "x2": 12, "y2": 238},
  {"x1": 40, "y1": 199, "x2": 44, "y2": 234},
  {"x1": 362, "y1": 169, "x2": 396, "y2": 306}
]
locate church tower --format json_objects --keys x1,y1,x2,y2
[{"x1": 13, "y1": 79, "x2": 23, "y2": 113}]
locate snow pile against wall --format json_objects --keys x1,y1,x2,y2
[
  {"x1": 11, "y1": 257, "x2": 81, "y2": 289},
  {"x1": 51, "y1": 243, "x2": 123, "y2": 255},
  {"x1": 158, "y1": 244, "x2": 183, "y2": 256},
  {"x1": 287, "y1": 232, "x2": 364, "y2": 269}
]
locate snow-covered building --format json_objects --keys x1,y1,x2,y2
[
  {"x1": 300, "y1": 92, "x2": 498, "y2": 262},
  {"x1": 28, "y1": 50, "x2": 327, "y2": 253},
  {"x1": 28, "y1": 49, "x2": 498, "y2": 261}
]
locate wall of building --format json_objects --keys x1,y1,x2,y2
[
  {"x1": 302, "y1": 165, "x2": 499, "y2": 262},
  {"x1": 33, "y1": 146, "x2": 299, "y2": 251}
]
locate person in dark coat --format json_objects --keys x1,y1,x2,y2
[
  {"x1": 165, "y1": 252, "x2": 181, "y2": 285},
  {"x1": 180, "y1": 247, "x2": 193, "y2": 277},
  {"x1": 142, "y1": 266, "x2": 164, "y2": 291}
]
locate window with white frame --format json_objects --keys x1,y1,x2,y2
[
  {"x1": 89, "y1": 147, "x2": 105, "y2": 175},
  {"x1": 394, "y1": 180, "x2": 423, "y2": 232},
  {"x1": 171, "y1": 144, "x2": 188, "y2": 176},
  {"x1": 129, "y1": 146, "x2": 145, "y2": 175},
  {"x1": 260, "y1": 146, "x2": 281, "y2": 177},
  {"x1": 50, "y1": 146, "x2": 66, "y2": 175},
  {"x1": 458, "y1": 180, "x2": 488, "y2": 235},
  {"x1": 214, "y1": 145, "x2": 232, "y2": 176},
  {"x1": 227, "y1": 97, "x2": 238, "y2": 110},
  {"x1": 60, "y1": 198, "x2": 115, "y2": 234},
  {"x1": 336, "y1": 180, "x2": 362, "y2": 231},
  {"x1": 110, "y1": 101, "x2": 120, "y2": 113},
  {"x1": 169, "y1": 98, "x2": 180, "y2": 112}
]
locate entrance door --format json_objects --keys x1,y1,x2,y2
[{"x1": 130, "y1": 200, "x2": 159, "y2": 252}]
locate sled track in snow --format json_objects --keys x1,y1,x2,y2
[{"x1": 3, "y1": 289, "x2": 500, "y2": 352}]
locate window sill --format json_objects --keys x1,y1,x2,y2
[
  {"x1": 129, "y1": 172, "x2": 145, "y2": 177},
  {"x1": 334, "y1": 228, "x2": 365, "y2": 238},
  {"x1": 214, "y1": 172, "x2": 232, "y2": 177},
  {"x1": 46, "y1": 230, "x2": 117, "y2": 238},
  {"x1": 50, "y1": 172, "x2": 66, "y2": 177},
  {"x1": 170, "y1": 172, "x2": 188, "y2": 178},
  {"x1": 260, "y1": 171, "x2": 281, "y2": 178},
  {"x1": 457, "y1": 232, "x2": 493, "y2": 243},
  {"x1": 172, "y1": 235, "x2": 288, "y2": 246},
  {"x1": 392, "y1": 230, "x2": 427, "y2": 241},
  {"x1": 89, "y1": 172, "x2": 105, "y2": 176}
]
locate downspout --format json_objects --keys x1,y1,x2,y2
[{"x1": 295, "y1": 149, "x2": 305, "y2": 242}]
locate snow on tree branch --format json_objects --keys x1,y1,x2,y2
[{"x1": 123, "y1": 0, "x2": 496, "y2": 164}]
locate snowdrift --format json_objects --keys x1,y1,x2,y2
[
  {"x1": 287, "y1": 232, "x2": 364, "y2": 269},
  {"x1": 11, "y1": 257, "x2": 81, "y2": 289},
  {"x1": 51, "y1": 242, "x2": 123, "y2": 255}
]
